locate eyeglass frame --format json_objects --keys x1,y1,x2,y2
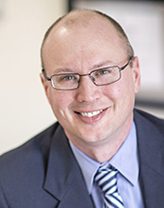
[{"x1": 42, "y1": 56, "x2": 134, "y2": 91}]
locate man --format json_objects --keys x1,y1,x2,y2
[{"x1": 0, "y1": 9, "x2": 164, "y2": 208}]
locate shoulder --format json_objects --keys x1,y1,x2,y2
[
  {"x1": 0, "y1": 122, "x2": 60, "y2": 173},
  {"x1": 0, "y1": 122, "x2": 61, "y2": 206},
  {"x1": 134, "y1": 108, "x2": 164, "y2": 136}
]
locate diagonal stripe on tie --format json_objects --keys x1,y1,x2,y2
[{"x1": 95, "y1": 164, "x2": 124, "y2": 208}]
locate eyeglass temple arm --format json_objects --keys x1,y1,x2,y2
[
  {"x1": 120, "y1": 56, "x2": 134, "y2": 71},
  {"x1": 42, "y1": 69, "x2": 51, "y2": 81}
]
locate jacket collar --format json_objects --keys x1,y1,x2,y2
[
  {"x1": 43, "y1": 125, "x2": 95, "y2": 208},
  {"x1": 134, "y1": 110, "x2": 164, "y2": 208}
]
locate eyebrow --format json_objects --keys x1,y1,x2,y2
[
  {"x1": 52, "y1": 60, "x2": 116, "y2": 74},
  {"x1": 92, "y1": 60, "x2": 116, "y2": 69},
  {"x1": 52, "y1": 68, "x2": 75, "y2": 74}
]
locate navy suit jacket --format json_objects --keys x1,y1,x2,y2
[{"x1": 0, "y1": 109, "x2": 164, "y2": 208}]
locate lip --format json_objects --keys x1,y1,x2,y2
[{"x1": 74, "y1": 108, "x2": 108, "y2": 124}]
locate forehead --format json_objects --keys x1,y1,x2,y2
[
  {"x1": 45, "y1": 11, "x2": 122, "y2": 43},
  {"x1": 42, "y1": 11, "x2": 126, "y2": 70}
]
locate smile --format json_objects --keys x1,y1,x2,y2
[{"x1": 80, "y1": 110, "x2": 103, "y2": 117}]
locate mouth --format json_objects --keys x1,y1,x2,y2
[
  {"x1": 80, "y1": 110, "x2": 103, "y2": 118},
  {"x1": 74, "y1": 108, "x2": 108, "y2": 123}
]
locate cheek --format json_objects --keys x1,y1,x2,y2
[
  {"x1": 103, "y1": 82, "x2": 123, "y2": 102},
  {"x1": 48, "y1": 90, "x2": 75, "y2": 118},
  {"x1": 103, "y1": 74, "x2": 135, "y2": 106},
  {"x1": 120, "y1": 75, "x2": 136, "y2": 109},
  {"x1": 121, "y1": 69, "x2": 137, "y2": 92}
]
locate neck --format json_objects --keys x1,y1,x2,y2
[
  {"x1": 68, "y1": 121, "x2": 133, "y2": 163},
  {"x1": 66, "y1": 116, "x2": 133, "y2": 163},
  {"x1": 80, "y1": 136, "x2": 126, "y2": 163}
]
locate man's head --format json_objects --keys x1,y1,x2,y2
[{"x1": 40, "y1": 9, "x2": 140, "y2": 161}]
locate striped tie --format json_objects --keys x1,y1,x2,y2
[{"x1": 95, "y1": 164, "x2": 124, "y2": 208}]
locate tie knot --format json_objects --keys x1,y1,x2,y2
[
  {"x1": 98, "y1": 164, "x2": 118, "y2": 174},
  {"x1": 95, "y1": 164, "x2": 118, "y2": 195},
  {"x1": 95, "y1": 164, "x2": 124, "y2": 208}
]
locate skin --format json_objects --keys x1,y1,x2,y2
[{"x1": 41, "y1": 10, "x2": 140, "y2": 163}]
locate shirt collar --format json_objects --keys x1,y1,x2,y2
[
  {"x1": 109, "y1": 121, "x2": 139, "y2": 186},
  {"x1": 69, "y1": 141, "x2": 100, "y2": 194},
  {"x1": 69, "y1": 121, "x2": 138, "y2": 193}
]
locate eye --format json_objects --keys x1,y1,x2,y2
[
  {"x1": 59, "y1": 74, "x2": 78, "y2": 82},
  {"x1": 96, "y1": 68, "x2": 112, "y2": 76},
  {"x1": 63, "y1": 75, "x2": 74, "y2": 80},
  {"x1": 99, "y1": 69, "x2": 109, "y2": 75}
]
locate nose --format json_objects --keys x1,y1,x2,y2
[{"x1": 76, "y1": 75, "x2": 101, "y2": 103}]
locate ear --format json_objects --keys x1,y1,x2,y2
[
  {"x1": 132, "y1": 56, "x2": 141, "y2": 94},
  {"x1": 40, "y1": 73, "x2": 51, "y2": 103}
]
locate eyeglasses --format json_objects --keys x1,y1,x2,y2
[{"x1": 42, "y1": 57, "x2": 133, "y2": 91}]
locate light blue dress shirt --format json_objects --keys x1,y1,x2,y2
[{"x1": 70, "y1": 121, "x2": 144, "y2": 208}]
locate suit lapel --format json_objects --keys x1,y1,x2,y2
[
  {"x1": 134, "y1": 110, "x2": 164, "y2": 208},
  {"x1": 43, "y1": 125, "x2": 95, "y2": 208}
]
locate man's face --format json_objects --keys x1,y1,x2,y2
[{"x1": 41, "y1": 14, "x2": 140, "y2": 153}]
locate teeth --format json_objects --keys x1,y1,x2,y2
[{"x1": 81, "y1": 110, "x2": 103, "y2": 117}]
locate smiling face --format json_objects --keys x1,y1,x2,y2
[{"x1": 41, "y1": 10, "x2": 140, "y2": 157}]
